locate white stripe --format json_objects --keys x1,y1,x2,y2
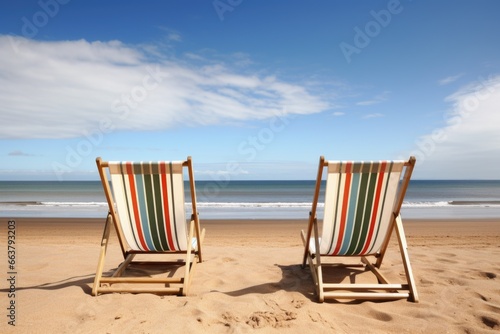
[
  {"x1": 170, "y1": 166, "x2": 188, "y2": 250},
  {"x1": 367, "y1": 163, "x2": 403, "y2": 253},
  {"x1": 110, "y1": 166, "x2": 142, "y2": 251}
]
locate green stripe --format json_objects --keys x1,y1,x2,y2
[
  {"x1": 152, "y1": 171, "x2": 169, "y2": 251},
  {"x1": 339, "y1": 172, "x2": 360, "y2": 254},
  {"x1": 347, "y1": 165, "x2": 370, "y2": 254},
  {"x1": 132, "y1": 165, "x2": 154, "y2": 250},
  {"x1": 143, "y1": 167, "x2": 162, "y2": 251},
  {"x1": 354, "y1": 167, "x2": 378, "y2": 254}
]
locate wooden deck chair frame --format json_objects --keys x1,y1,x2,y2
[
  {"x1": 301, "y1": 156, "x2": 419, "y2": 303},
  {"x1": 92, "y1": 156, "x2": 205, "y2": 296}
]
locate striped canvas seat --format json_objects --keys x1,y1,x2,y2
[
  {"x1": 317, "y1": 160, "x2": 403, "y2": 256},
  {"x1": 301, "y1": 156, "x2": 418, "y2": 303},
  {"x1": 93, "y1": 156, "x2": 204, "y2": 297},
  {"x1": 109, "y1": 161, "x2": 188, "y2": 252}
]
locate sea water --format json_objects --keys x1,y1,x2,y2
[{"x1": 1, "y1": 180, "x2": 500, "y2": 219}]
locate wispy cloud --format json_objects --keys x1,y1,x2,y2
[
  {"x1": 332, "y1": 111, "x2": 345, "y2": 116},
  {"x1": 356, "y1": 91, "x2": 390, "y2": 106},
  {"x1": 158, "y1": 27, "x2": 182, "y2": 42},
  {"x1": 167, "y1": 32, "x2": 181, "y2": 42},
  {"x1": 195, "y1": 169, "x2": 249, "y2": 176},
  {"x1": 363, "y1": 113, "x2": 384, "y2": 119},
  {"x1": 438, "y1": 73, "x2": 464, "y2": 86},
  {"x1": 0, "y1": 36, "x2": 330, "y2": 139},
  {"x1": 8, "y1": 150, "x2": 36, "y2": 156}
]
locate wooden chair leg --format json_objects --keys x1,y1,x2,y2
[
  {"x1": 182, "y1": 221, "x2": 195, "y2": 296},
  {"x1": 394, "y1": 215, "x2": 419, "y2": 302},
  {"x1": 92, "y1": 214, "x2": 112, "y2": 296}
]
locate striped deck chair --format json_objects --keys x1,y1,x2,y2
[
  {"x1": 301, "y1": 156, "x2": 418, "y2": 303},
  {"x1": 92, "y1": 156, "x2": 205, "y2": 296}
]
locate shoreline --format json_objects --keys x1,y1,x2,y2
[
  {"x1": 6, "y1": 216, "x2": 500, "y2": 247},
  {"x1": 1, "y1": 217, "x2": 499, "y2": 332},
  {"x1": 6, "y1": 216, "x2": 500, "y2": 223}
]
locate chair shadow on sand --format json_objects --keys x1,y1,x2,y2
[
  {"x1": 2, "y1": 260, "x2": 393, "y2": 303},
  {"x1": 218, "y1": 262, "x2": 392, "y2": 304},
  {"x1": 213, "y1": 264, "x2": 314, "y2": 300},
  {"x1": 0, "y1": 274, "x2": 95, "y2": 295},
  {"x1": 0, "y1": 261, "x2": 188, "y2": 296}
]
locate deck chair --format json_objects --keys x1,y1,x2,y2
[
  {"x1": 301, "y1": 156, "x2": 418, "y2": 303},
  {"x1": 92, "y1": 156, "x2": 205, "y2": 296}
]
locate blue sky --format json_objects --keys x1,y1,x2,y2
[{"x1": 1, "y1": 0, "x2": 500, "y2": 180}]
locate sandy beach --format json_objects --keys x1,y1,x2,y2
[{"x1": 1, "y1": 217, "x2": 499, "y2": 333}]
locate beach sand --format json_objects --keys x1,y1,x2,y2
[{"x1": 1, "y1": 217, "x2": 499, "y2": 333}]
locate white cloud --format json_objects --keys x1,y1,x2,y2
[
  {"x1": 167, "y1": 32, "x2": 181, "y2": 42},
  {"x1": 0, "y1": 36, "x2": 330, "y2": 139},
  {"x1": 158, "y1": 27, "x2": 182, "y2": 42},
  {"x1": 332, "y1": 111, "x2": 345, "y2": 116},
  {"x1": 408, "y1": 75, "x2": 500, "y2": 179},
  {"x1": 438, "y1": 73, "x2": 464, "y2": 86},
  {"x1": 363, "y1": 113, "x2": 384, "y2": 119},
  {"x1": 196, "y1": 169, "x2": 249, "y2": 176},
  {"x1": 356, "y1": 91, "x2": 390, "y2": 106}
]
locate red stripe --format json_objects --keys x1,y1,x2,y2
[
  {"x1": 361, "y1": 161, "x2": 386, "y2": 254},
  {"x1": 126, "y1": 162, "x2": 148, "y2": 250},
  {"x1": 160, "y1": 163, "x2": 175, "y2": 250},
  {"x1": 333, "y1": 162, "x2": 352, "y2": 254}
]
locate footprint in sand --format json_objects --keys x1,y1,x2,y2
[
  {"x1": 480, "y1": 314, "x2": 499, "y2": 329},
  {"x1": 475, "y1": 292, "x2": 500, "y2": 313},
  {"x1": 475, "y1": 292, "x2": 489, "y2": 301},
  {"x1": 445, "y1": 277, "x2": 467, "y2": 286},
  {"x1": 437, "y1": 257, "x2": 460, "y2": 264},
  {"x1": 307, "y1": 311, "x2": 335, "y2": 329},
  {"x1": 481, "y1": 271, "x2": 497, "y2": 279},
  {"x1": 419, "y1": 278, "x2": 434, "y2": 287},
  {"x1": 369, "y1": 310, "x2": 393, "y2": 322},
  {"x1": 291, "y1": 299, "x2": 305, "y2": 309},
  {"x1": 439, "y1": 252, "x2": 457, "y2": 257},
  {"x1": 246, "y1": 310, "x2": 297, "y2": 329},
  {"x1": 220, "y1": 311, "x2": 240, "y2": 327}
]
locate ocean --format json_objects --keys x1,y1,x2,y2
[{"x1": 1, "y1": 180, "x2": 500, "y2": 220}]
